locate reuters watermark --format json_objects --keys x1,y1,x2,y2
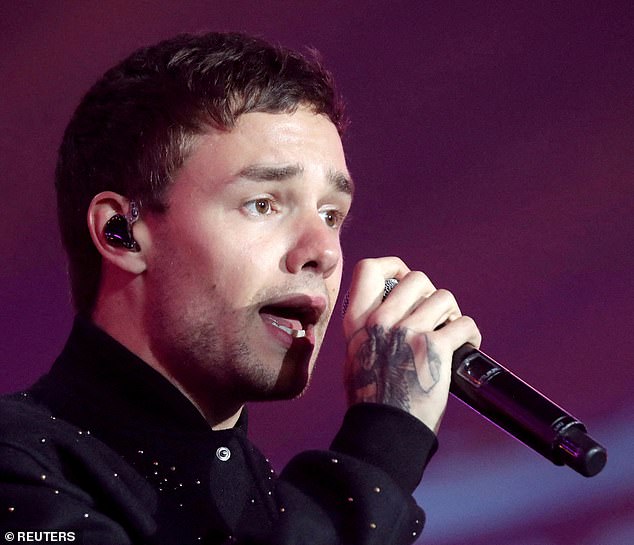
[{"x1": 4, "y1": 532, "x2": 76, "y2": 542}]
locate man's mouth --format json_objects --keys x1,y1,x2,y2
[{"x1": 259, "y1": 295, "x2": 327, "y2": 346}]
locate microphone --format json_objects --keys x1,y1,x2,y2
[
  {"x1": 343, "y1": 279, "x2": 607, "y2": 477},
  {"x1": 450, "y1": 344, "x2": 607, "y2": 477}
]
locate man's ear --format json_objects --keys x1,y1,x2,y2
[{"x1": 87, "y1": 191, "x2": 148, "y2": 275}]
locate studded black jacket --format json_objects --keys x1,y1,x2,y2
[{"x1": 0, "y1": 317, "x2": 438, "y2": 544}]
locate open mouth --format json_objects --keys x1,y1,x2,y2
[{"x1": 259, "y1": 295, "x2": 326, "y2": 345}]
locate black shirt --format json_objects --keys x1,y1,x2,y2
[{"x1": 0, "y1": 317, "x2": 437, "y2": 544}]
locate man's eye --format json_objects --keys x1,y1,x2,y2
[
  {"x1": 320, "y1": 209, "x2": 344, "y2": 229},
  {"x1": 244, "y1": 198, "x2": 273, "y2": 216}
]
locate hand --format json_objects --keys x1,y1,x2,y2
[{"x1": 342, "y1": 257, "x2": 482, "y2": 433}]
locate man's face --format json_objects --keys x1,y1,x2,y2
[{"x1": 143, "y1": 108, "x2": 352, "y2": 407}]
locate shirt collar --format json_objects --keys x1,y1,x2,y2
[{"x1": 34, "y1": 315, "x2": 248, "y2": 435}]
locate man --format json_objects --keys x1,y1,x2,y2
[{"x1": 0, "y1": 32, "x2": 480, "y2": 544}]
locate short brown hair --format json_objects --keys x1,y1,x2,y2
[{"x1": 55, "y1": 32, "x2": 347, "y2": 314}]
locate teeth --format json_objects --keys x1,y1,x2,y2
[{"x1": 272, "y1": 321, "x2": 306, "y2": 338}]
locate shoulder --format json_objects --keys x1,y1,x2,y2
[
  {"x1": 0, "y1": 392, "x2": 78, "y2": 497},
  {"x1": 0, "y1": 391, "x2": 80, "y2": 442},
  {"x1": 0, "y1": 393, "x2": 155, "y2": 540},
  {"x1": 0, "y1": 392, "x2": 85, "y2": 475},
  {"x1": 0, "y1": 390, "x2": 155, "y2": 511},
  {"x1": 0, "y1": 391, "x2": 140, "y2": 486},
  {"x1": 0, "y1": 392, "x2": 57, "y2": 444}
]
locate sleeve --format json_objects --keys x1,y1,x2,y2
[{"x1": 257, "y1": 403, "x2": 438, "y2": 545}]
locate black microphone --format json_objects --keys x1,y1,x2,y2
[
  {"x1": 343, "y1": 279, "x2": 607, "y2": 477},
  {"x1": 450, "y1": 343, "x2": 607, "y2": 477}
]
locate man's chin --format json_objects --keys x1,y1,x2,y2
[
  {"x1": 243, "y1": 371, "x2": 311, "y2": 403},
  {"x1": 261, "y1": 336, "x2": 316, "y2": 400}
]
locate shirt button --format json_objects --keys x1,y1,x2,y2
[{"x1": 216, "y1": 446, "x2": 231, "y2": 461}]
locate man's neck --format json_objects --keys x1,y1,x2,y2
[{"x1": 91, "y1": 303, "x2": 244, "y2": 430}]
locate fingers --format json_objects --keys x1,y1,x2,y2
[
  {"x1": 343, "y1": 257, "x2": 412, "y2": 338},
  {"x1": 344, "y1": 257, "x2": 481, "y2": 352},
  {"x1": 429, "y1": 314, "x2": 482, "y2": 352},
  {"x1": 342, "y1": 256, "x2": 482, "y2": 432},
  {"x1": 383, "y1": 287, "x2": 461, "y2": 333}
]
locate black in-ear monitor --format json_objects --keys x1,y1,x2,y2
[{"x1": 103, "y1": 201, "x2": 140, "y2": 252}]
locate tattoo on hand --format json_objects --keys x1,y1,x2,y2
[{"x1": 347, "y1": 325, "x2": 442, "y2": 412}]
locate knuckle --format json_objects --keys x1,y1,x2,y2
[
  {"x1": 353, "y1": 258, "x2": 381, "y2": 279},
  {"x1": 406, "y1": 270, "x2": 431, "y2": 285},
  {"x1": 435, "y1": 288, "x2": 456, "y2": 304},
  {"x1": 459, "y1": 314, "x2": 476, "y2": 327},
  {"x1": 354, "y1": 256, "x2": 406, "y2": 277},
  {"x1": 460, "y1": 315, "x2": 480, "y2": 336},
  {"x1": 355, "y1": 257, "x2": 375, "y2": 270},
  {"x1": 352, "y1": 259, "x2": 368, "y2": 278},
  {"x1": 385, "y1": 255, "x2": 406, "y2": 267}
]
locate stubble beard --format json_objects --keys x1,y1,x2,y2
[{"x1": 145, "y1": 284, "x2": 323, "y2": 412}]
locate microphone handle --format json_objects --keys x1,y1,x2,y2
[{"x1": 450, "y1": 344, "x2": 607, "y2": 477}]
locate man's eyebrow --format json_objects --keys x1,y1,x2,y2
[
  {"x1": 328, "y1": 169, "x2": 354, "y2": 197},
  {"x1": 237, "y1": 163, "x2": 354, "y2": 196},
  {"x1": 237, "y1": 164, "x2": 304, "y2": 181}
]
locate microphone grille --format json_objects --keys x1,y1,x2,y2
[{"x1": 383, "y1": 278, "x2": 399, "y2": 298}]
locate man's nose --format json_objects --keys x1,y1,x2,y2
[{"x1": 284, "y1": 213, "x2": 341, "y2": 278}]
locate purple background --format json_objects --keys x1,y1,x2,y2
[{"x1": 1, "y1": 2, "x2": 633, "y2": 543}]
